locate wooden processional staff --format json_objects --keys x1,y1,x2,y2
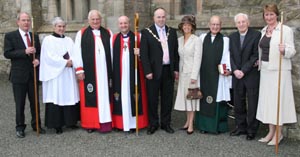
[
  {"x1": 31, "y1": 17, "x2": 40, "y2": 136},
  {"x1": 275, "y1": 11, "x2": 284, "y2": 154},
  {"x1": 134, "y1": 13, "x2": 139, "y2": 136}
]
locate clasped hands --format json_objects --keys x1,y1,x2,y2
[{"x1": 234, "y1": 70, "x2": 244, "y2": 79}]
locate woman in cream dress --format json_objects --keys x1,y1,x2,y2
[
  {"x1": 256, "y1": 4, "x2": 297, "y2": 145},
  {"x1": 174, "y1": 15, "x2": 202, "y2": 134}
]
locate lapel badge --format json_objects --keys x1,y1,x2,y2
[
  {"x1": 206, "y1": 96, "x2": 213, "y2": 104},
  {"x1": 87, "y1": 83, "x2": 94, "y2": 93}
]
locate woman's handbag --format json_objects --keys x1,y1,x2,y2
[{"x1": 186, "y1": 88, "x2": 203, "y2": 100}]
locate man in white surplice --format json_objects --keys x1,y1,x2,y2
[{"x1": 39, "y1": 17, "x2": 79, "y2": 134}]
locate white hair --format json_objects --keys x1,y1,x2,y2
[
  {"x1": 52, "y1": 17, "x2": 65, "y2": 26},
  {"x1": 234, "y1": 13, "x2": 249, "y2": 23},
  {"x1": 88, "y1": 10, "x2": 102, "y2": 20}
]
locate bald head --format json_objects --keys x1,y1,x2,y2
[
  {"x1": 209, "y1": 15, "x2": 222, "y2": 35},
  {"x1": 153, "y1": 8, "x2": 167, "y2": 28},
  {"x1": 118, "y1": 16, "x2": 130, "y2": 34},
  {"x1": 118, "y1": 16, "x2": 129, "y2": 23},
  {"x1": 210, "y1": 16, "x2": 222, "y2": 25}
]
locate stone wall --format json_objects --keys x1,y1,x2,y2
[
  {"x1": 0, "y1": 0, "x2": 19, "y2": 74},
  {"x1": 124, "y1": 0, "x2": 152, "y2": 31},
  {"x1": 0, "y1": 0, "x2": 300, "y2": 139}
]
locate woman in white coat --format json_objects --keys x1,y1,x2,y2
[
  {"x1": 256, "y1": 4, "x2": 297, "y2": 145},
  {"x1": 174, "y1": 15, "x2": 202, "y2": 134}
]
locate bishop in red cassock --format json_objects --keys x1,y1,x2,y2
[
  {"x1": 73, "y1": 10, "x2": 113, "y2": 133},
  {"x1": 112, "y1": 16, "x2": 148, "y2": 132}
]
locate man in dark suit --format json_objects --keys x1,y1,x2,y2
[
  {"x1": 229, "y1": 13, "x2": 261, "y2": 140},
  {"x1": 4, "y1": 12, "x2": 45, "y2": 138},
  {"x1": 140, "y1": 7, "x2": 179, "y2": 135}
]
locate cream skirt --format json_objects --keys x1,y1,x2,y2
[{"x1": 256, "y1": 61, "x2": 297, "y2": 125}]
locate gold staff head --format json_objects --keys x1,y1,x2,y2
[{"x1": 134, "y1": 13, "x2": 139, "y2": 29}]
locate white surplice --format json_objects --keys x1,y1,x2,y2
[
  {"x1": 120, "y1": 38, "x2": 136, "y2": 131},
  {"x1": 92, "y1": 30, "x2": 112, "y2": 123},
  {"x1": 39, "y1": 35, "x2": 79, "y2": 106}
]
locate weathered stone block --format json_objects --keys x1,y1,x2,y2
[{"x1": 203, "y1": 0, "x2": 225, "y2": 9}]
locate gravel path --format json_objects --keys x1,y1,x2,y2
[{"x1": 0, "y1": 74, "x2": 299, "y2": 156}]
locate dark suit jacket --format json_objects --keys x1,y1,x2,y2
[
  {"x1": 229, "y1": 28, "x2": 261, "y2": 89},
  {"x1": 4, "y1": 30, "x2": 41, "y2": 83},
  {"x1": 140, "y1": 24, "x2": 179, "y2": 80}
]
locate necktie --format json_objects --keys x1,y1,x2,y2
[
  {"x1": 160, "y1": 28, "x2": 169, "y2": 64},
  {"x1": 25, "y1": 33, "x2": 32, "y2": 47}
]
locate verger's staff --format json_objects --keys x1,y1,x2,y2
[
  {"x1": 134, "y1": 13, "x2": 139, "y2": 136},
  {"x1": 31, "y1": 17, "x2": 40, "y2": 136}
]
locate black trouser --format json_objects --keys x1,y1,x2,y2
[
  {"x1": 12, "y1": 78, "x2": 41, "y2": 131},
  {"x1": 146, "y1": 66, "x2": 174, "y2": 127},
  {"x1": 234, "y1": 83, "x2": 259, "y2": 134}
]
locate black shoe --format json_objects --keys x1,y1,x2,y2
[
  {"x1": 87, "y1": 129, "x2": 94, "y2": 133},
  {"x1": 147, "y1": 126, "x2": 158, "y2": 135},
  {"x1": 33, "y1": 127, "x2": 46, "y2": 134},
  {"x1": 246, "y1": 133, "x2": 256, "y2": 140},
  {"x1": 161, "y1": 125, "x2": 175, "y2": 134},
  {"x1": 16, "y1": 130, "x2": 25, "y2": 138},
  {"x1": 56, "y1": 128, "x2": 63, "y2": 134},
  {"x1": 230, "y1": 129, "x2": 246, "y2": 136},
  {"x1": 124, "y1": 129, "x2": 136, "y2": 134},
  {"x1": 187, "y1": 130, "x2": 194, "y2": 135}
]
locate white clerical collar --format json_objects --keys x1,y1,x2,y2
[
  {"x1": 92, "y1": 29, "x2": 100, "y2": 36},
  {"x1": 239, "y1": 29, "x2": 248, "y2": 36},
  {"x1": 210, "y1": 34, "x2": 216, "y2": 42},
  {"x1": 121, "y1": 32, "x2": 130, "y2": 38}
]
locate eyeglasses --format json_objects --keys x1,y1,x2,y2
[{"x1": 210, "y1": 23, "x2": 221, "y2": 27}]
